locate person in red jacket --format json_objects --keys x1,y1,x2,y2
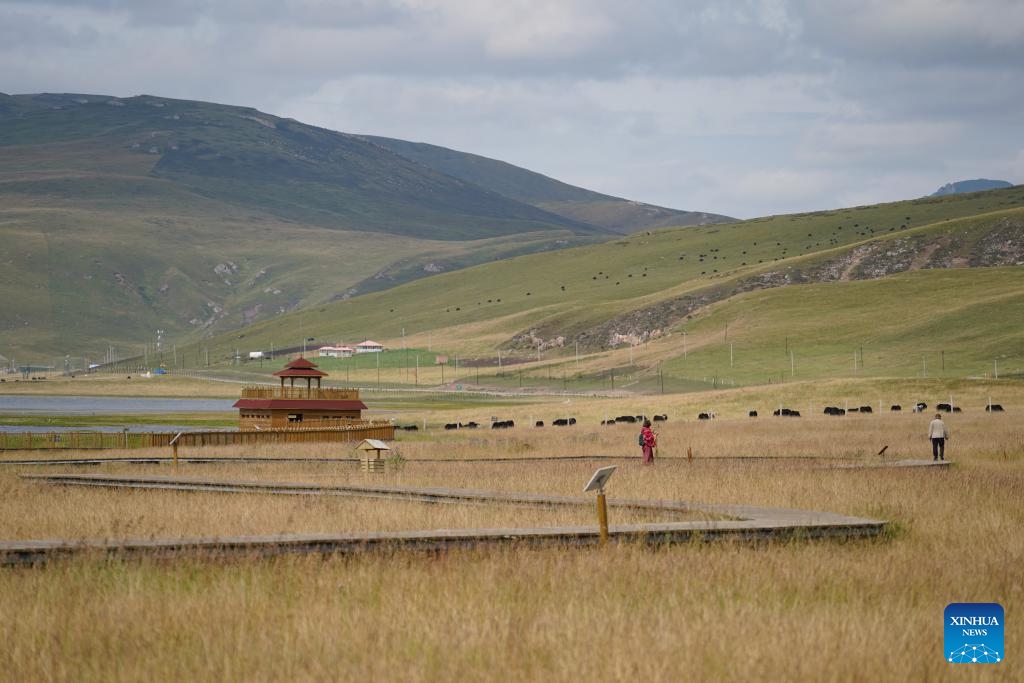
[{"x1": 640, "y1": 419, "x2": 657, "y2": 465}]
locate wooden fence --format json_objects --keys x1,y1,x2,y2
[{"x1": 0, "y1": 422, "x2": 395, "y2": 452}]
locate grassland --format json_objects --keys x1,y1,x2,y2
[
  {"x1": 1, "y1": 92, "x2": 624, "y2": 360},
  {"x1": 1, "y1": 386, "x2": 1021, "y2": 681},
  {"x1": 180, "y1": 186, "x2": 1024, "y2": 392}
]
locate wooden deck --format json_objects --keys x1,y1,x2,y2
[
  {"x1": 0, "y1": 423, "x2": 394, "y2": 451},
  {"x1": 1, "y1": 473, "x2": 888, "y2": 565},
  {"x1": 828, "y1": 459, "x2": 953, "y2": 469}
]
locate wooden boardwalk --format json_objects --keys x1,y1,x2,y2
[
  {"x1": 1, "y1": 473, "x2": 888, "y2": 565},
  {"x1": 828, "y1": 459, "x2": 953, "y2": 470}
]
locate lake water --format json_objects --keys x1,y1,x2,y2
[{"x1": 0, "y1": 396, "x2": 235, "y2": 415}]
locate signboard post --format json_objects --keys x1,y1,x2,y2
[{"x1": 583, "y1": 466, "x2": 616, "y2": 545}]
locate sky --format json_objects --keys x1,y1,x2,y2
[{"x1": 1, "y1": 0, "x2": 1022, "y2": 219}]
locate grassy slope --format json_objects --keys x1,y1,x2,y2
[
  {"x1": 0, "y1": 93, "x2": 602, "y2": 239},
  {"x1": 653, "y1": 267, "x2": 1024, "y2": 383},
  {"x1": 364, "y1": 135, "x2": 735, "y2": 232},
  {"x1": 197, "y1": 186, "x2": 1024, "y2": 385},
  {"x1": 0, "y1": 94, "x2": 616, "y2": 359},
  {"x1": 4, "y1": 92, "x2": 1022, "y2": 374}
]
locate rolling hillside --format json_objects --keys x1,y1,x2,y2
[
  {"x1": 363, "y1": 136, "x2": 734, "y2": 232},
  {"x1": 3, "y1": 90, "x2": 1020, "y2": 378},
  {"x1": 1, "y1": 92, "x2": 722, "y2": 360},
  {"x1": 192, "y1": 185, "x2": 1024, "y2": 388}
]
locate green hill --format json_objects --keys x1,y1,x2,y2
[
  {"x1": 0, "y1": 92, "x2": 608, "y2": 240},
  {"x1": 5, "y1": 92, "x2": 697, "y2": 360},
  {"x1": 363, "y1": 136, "x2": 734, "y2": 232},
  {"x1": 3, "y1": 90, "x2": 1022, "y2": 379},
  {"x1": 190, "y1": 184, "x2": 1024, "y2": 388}
]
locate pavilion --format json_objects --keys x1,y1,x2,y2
[{"x1": 232, "y1": 356, "x2": 367, "y2": 429}]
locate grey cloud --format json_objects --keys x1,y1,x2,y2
[
  {"x1": 794, "y1": 0, "x2": 1024, "y2": 69},
  {"x1": 0, "y1": 0, "x2": 1019, "y2": 218}
]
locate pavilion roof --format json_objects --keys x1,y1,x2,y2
[{"x1": 273, "y1": 356, "x2": 328, "y2": 378}]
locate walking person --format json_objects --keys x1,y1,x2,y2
[
  {"x1": 928, "y1": 413, "x2": 949, "y2": 461},
  {"x1": 639, "y1": 419, "x2": 657, "y2": 465}
]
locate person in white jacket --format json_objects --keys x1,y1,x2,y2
[{"x1": 928, "y1": 413, "x2": 949, "y2": 461}]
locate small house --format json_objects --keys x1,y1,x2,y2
[
  {"x1": 318, "y1": 345, "x2": 354, "y2": 358},
  {"x1": 355, "y1": 340, "x2": 384, "y2": 353}
]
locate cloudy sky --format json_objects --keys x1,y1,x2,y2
[{"x1": 2, "y1": 0, "x2": 1022, "y2": 218}]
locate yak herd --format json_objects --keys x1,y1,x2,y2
[{"x1": 394, "y1": 401, "x2": 1004, "y2": 431}]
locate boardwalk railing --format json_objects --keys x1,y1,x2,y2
[
  {"x1": 0, "y1": 422, "x2": 395, "y2": 451},
  {"x1": 238, "y1": 386, "x2": 361, "y2": 400}
]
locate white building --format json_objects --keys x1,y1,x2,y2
[
  {"x1": 318, "y1": 345, "x2": 354, "y2": 358},
  {"x1": 355, "y1": 340, "x2": 384, "y2": 354}
]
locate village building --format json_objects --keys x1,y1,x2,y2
[
  {"x1": 232, "y1": 356, "x2": 367, "y2": 430},
  {"x1": 355, "y1": 340, "x2": 384, "y2": 353},
  {"x1": 317, "y1": 345, "x2": 354, "y2": 358}
]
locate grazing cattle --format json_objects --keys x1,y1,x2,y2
[
  {"x1": 535, "y1": 421, "x2": 545, "y2": 427},
  {"x1": 464, "y1": 421, "x2": 479, "y2": 429},
  {"x1": 491, "y1": 420, "x2": 515, "y2": 429},
  {"x1": 444, "y1": 423, "x2": 460, "y2": 430},
  {"x1": 952, "y1": 406, "x2": 962, "y2": 413},
  {"x1": 400, "y1": 425, "x2": 419, "y2": 431},
  {"x1": 552, "y1": 418, "x2": 568, "y2": 426},
  {"x1": 601, "y1": 420, "x2": 616, "y2": 426},
  {"x1": 937, "y1": 403, "x2": 952, "y2": 412},
  {"x1": 749, "y1": 410, "x2": 758, "y2": 417},
  {"x1": 615, "y1": 415, "x2": 637, "y2": 423},
  {"x1": 823, "y1": 407, "x2": 846, "y2": 416},
  {"x1": 914, "y1": 402, "x2": 927, "y2": 412},
  {"x1": 890, "y1": 405, "x2": 902, "y2": 412},
  {"x1": 986, "y1": 404, "x2": 1004, "y2": 412},
  {"x1": 652, "y1": 414, "x2": 668, "y2": 422},
  {"x1": 859, "y1": 406, "x2": 873, "y2": 414},
  {"x1": 698, "y1": 412, "x2": 711, "y2": 420},
  {"x1": 773, "y1": 408, "x2": 798, "y2": 416}
]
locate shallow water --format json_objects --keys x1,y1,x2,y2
[{"x1": 0, "y1": 395, "x2": 234, "y2": 416}]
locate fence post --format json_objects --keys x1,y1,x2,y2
[{"x1": 170, "y1": 432, "x2": 182, "y2": 468}]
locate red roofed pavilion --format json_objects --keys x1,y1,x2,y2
[
  {"x1": 233, "y1": 356, "x2": 367, "y2": 430},
  {"x1": 273, "y1": 356, "x2": 328, "y2": 390}
]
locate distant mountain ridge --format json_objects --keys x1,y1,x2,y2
[
  {"x1": 362, "y1": 136, "x2": 734, "y2": 232},
  {"x1": 930, "y1": 179, "x2": 1013, "y2": 196},
  {"x1": 0, "y1": 91, "x2": 608, "y2": 241},
  {"x1": 0, "y1": 91, "x2": 730, "y2": 359}
]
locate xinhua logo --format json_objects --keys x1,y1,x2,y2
[{"x1": 945, "y1": 603, "x2": 1004, "y2": 663}]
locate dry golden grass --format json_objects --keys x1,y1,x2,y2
[{"x1": 1, "y1": 383, "x2": 1022, "y2": 681}]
